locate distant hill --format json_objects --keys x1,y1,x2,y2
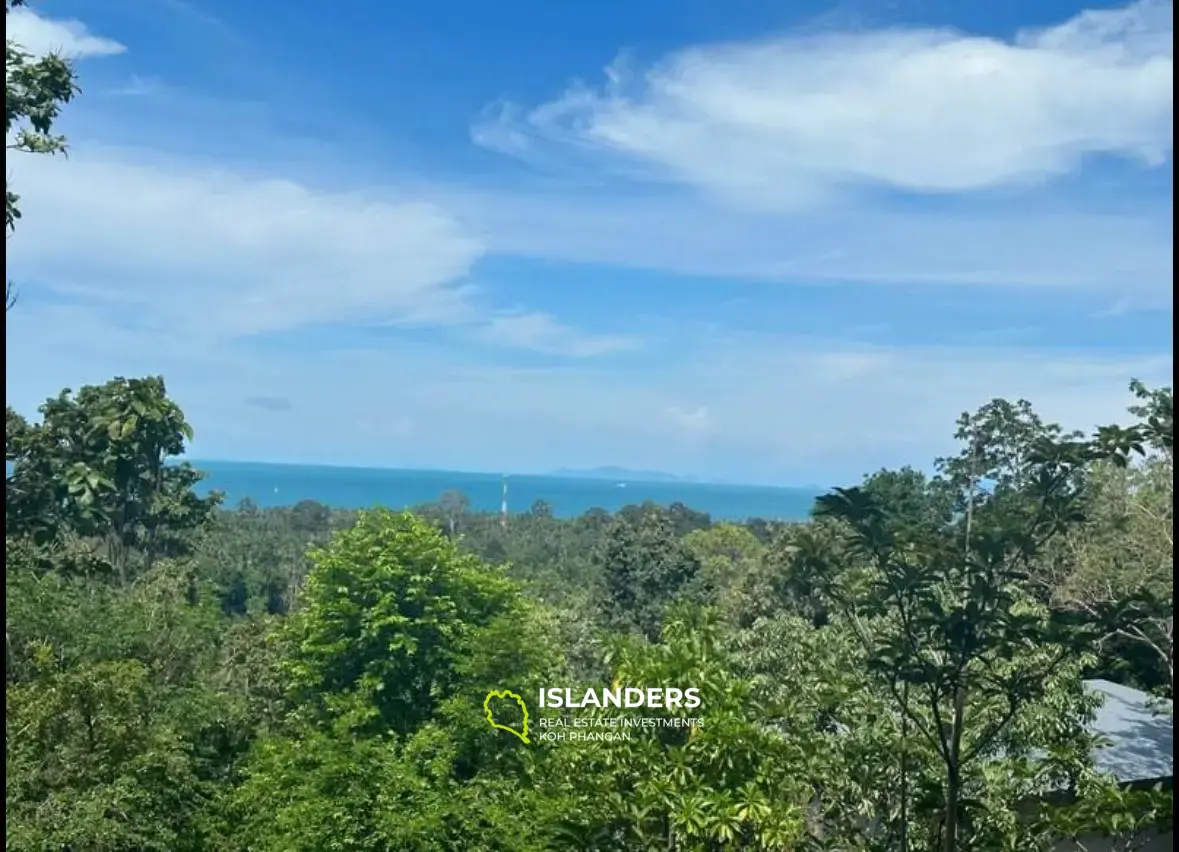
[{"x1": 551, "y1": 466, "x2": 687, "y2": 483}]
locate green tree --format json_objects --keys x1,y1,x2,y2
[
  {"x1": 229, "y1": 716, "x2": 559, "y2": 852},
  {"x1": 667, "y1": 500, "x2": 713, "y2": 537},
  {"x1": 6, "y1": 377, "x2": 221, "y2": 578},
  {"x1": 1042, "y1": 781, "x2": 1173, "y2": 852},
  {"x1": 813, "y1": 400, "x2": 1105, "y2": 852},
  {"x1": 6, "y1": 0, "x2": 82, "y2": 310},
  {"x1": 1047, "y1": 382, "x2": 1174, "y2": 695},
  {"x1": 5, "y1": 559, "x2": 260, "y2": 851},
  {"x1": 280, "y1": 509, "x2": 524, "y2": 735},
  {"x1": 191, "y1": 507, "x2": 321, "y2": 616},
  {"x1": 547, "y1": 608, "x2": 825, "y2": 851},
  {"x1": 290, "y1": 498, "x2": 331, "y2": 533},
  {"x1": 734, "y1": 613, "x2": 908, "y2": 851},
  {"x1": 230, "y1": 509, "x2": 568, "y2": 850},
  {"x1": 597, "y1": 508, "x2": 701, "y2": 640},
  {"x1": 682, "y1": 523, "x2": 765, "y2": 622},
  {"x1": 438, "y1": 489, "x2": 471, "y2": 537},
  {"x1": 759, "y1": 519, "x2": 850, "y2": 628}
]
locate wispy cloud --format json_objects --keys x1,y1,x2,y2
[
  {"x1": 3, "y1": 2, "x2": 1172, "y2": 483},
  {"x1": 5, "y1": 307, "x2": 1170, "y2": 484},
  {"x1": 474, "y1": 0, "x2": 1172, "y2": 209},
  {"x1": 456, "y1": 0, "x2": 1173, "y2": 302},
  {"x1": 245, "y1": 395, "x2": 294, "y2": 412},
  {"x1": 6, "y1": 5, "x2": 126, "y2": 59},
  {"x1": 6, "y1": 9, "x2": 639, "y2": 360},
  {"x1": 478, "y1": 311, "x2": 642, "y2": 357},
  {"x1": 8, "y1": 142, "x2": 645, "y2": 359},
  {"x1": 8, "y1": 149, "x2": 484, "y2": 336},
  {"x1": 439, "y1": 188, "x2": 1174, "y2": 299},
  {"x1": 105, "y1": 75, "x2": 171, "y2": 98}
]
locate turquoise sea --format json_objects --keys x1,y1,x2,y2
[{"x1": 191, "y1": 461, "x2": 822, "y2": 522}]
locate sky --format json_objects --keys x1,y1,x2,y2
[{"x1": 4, "y1": 0, "x2": 1173, "y2": 487}]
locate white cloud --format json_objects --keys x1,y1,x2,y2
[
  {"x1": 6, "y1": 307, "x2": 1170, "y2": 485},
  {"x1": 6, "y1": 148, "x2": 484, "y2": 336},
  {"x1": 478, "y1": 311, "x2": 642, "y2": 357},
  {"x1": 441, "y1": 188, "x2": 1173, "y2": 298},
  {"x1": 6, "y1": 6, "x2": 126, "y2": 59},
  {"x1": 663, "y1": 405, "x2": 715, "y2": 447},
  {"x1": 474, "y1": 0, "x2": 1173, "y2": 209},
  {"x1": 662, "y1": 334, "x2": 1172, "y2": 471},
  {"x1": 7, "y1": 146, "x2": 641, "y2": 359},
  {"x1": 2, "y1": 3, "x2": 1171, "y2": 488},
  {"x1": 11, "y1": 3, "x2": 1166, "y2": 318}
]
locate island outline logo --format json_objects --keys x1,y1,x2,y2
[{"x1": 483, "y1": 688, "x2": 531, "y2": 744}]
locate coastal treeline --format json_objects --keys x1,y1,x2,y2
[
  {"x1": 5, "y1": 7, "x2": 1174, "y2": 850},
  {"x1": 5, "y1": 373, "x2": 1174, "y2": 851}
]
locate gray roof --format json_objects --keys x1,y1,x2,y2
[{"x1": 1084, "y1": 679, "x2": 1173, "y2": 784}]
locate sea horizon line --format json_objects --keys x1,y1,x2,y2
[{"x1": 181, "y1": 457, "x2": 828, "y2": 494}]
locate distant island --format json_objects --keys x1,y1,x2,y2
[{"x1": 550, "y1": 466, "x2": 690, "y2": 483}]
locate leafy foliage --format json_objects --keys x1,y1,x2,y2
[
  {"x1": 6, "y1": 377, "x2": 221, "y2": 578},
  {"x1": 6, "y1": 0, "x2": 81, "y2": 309},
  {"x1": 598, "y1": 506, "x2": 703, "y2": 640},
  {"x1": 810, "y1": 406, "x2": 1109, "y2": 851},
  {"x1": 4, "y1": 376, "x2": 1172, "y2": 851},
  {"x1": 281, "y1": 509, "x2": 525, "y2": 735}
]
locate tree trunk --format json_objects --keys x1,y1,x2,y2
[
  {"x1": 900, "y1": 681, "x2": 910, "y2": 852},
  {"x1": 943, "y1": 685, "x2": 967, "y2": 852},
  {"x1": 943, "y1": 763, "x2": 960, "y2": 852}
]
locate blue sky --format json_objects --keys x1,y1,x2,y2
[{"x1": 4, "y1": 0, "x2": 1173, "y2": 486}]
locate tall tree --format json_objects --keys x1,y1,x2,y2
[
  {"x1": 6, "y1": 0, "x2": 81, "y2": 309},
  {"x1": 438, "y1": 489, "x2": 471, "y2": 537},
  {"x1": 5, "y1": 377, "x2": 220, "y2": 577},
  {"x1": 281, "y1": 509, "x2": 524, "y2": 735},
  {"x1": 682, "y1": 523, "x2": 765, "y2": 622},
  {"x1": 549, "y1": 609, "x2": 828, "y2": 850},
  {"x1": 1048, "y1": 382, "x2": 1174, "y2": 695},
  {"x1": 597, "y1": 508, "x2": 701, "y2": 640},
  {"x1": 813, "y1": 400, "x2": 1104, "y2": 852}
]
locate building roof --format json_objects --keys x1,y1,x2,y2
[{"x1": 1084, "y1": 679, "x2": 1173, "y2": 785}]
